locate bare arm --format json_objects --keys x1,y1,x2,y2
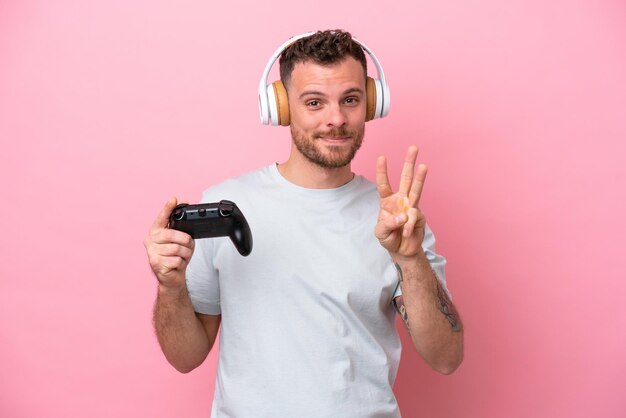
[
  {"x1": 153, "y1": 285, "x2": 221, "y2": 373},
  {"x1": 375, "y1": 147, "x2": 464, "y2": 374},
  {"x1": 146, "y1": 197, "x2": 221, "y2": 373},
  {"x1": 392, "y1": 255, "x2": 463, "y2": 374}
]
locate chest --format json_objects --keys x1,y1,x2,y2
[{"x1": 213, "y1": 196, "x2": 398, "y2": 319}]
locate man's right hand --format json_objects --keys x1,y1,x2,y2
[{"x1": 144, "y1": 197, "x2": 195, "y2": 291}]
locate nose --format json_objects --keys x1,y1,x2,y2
[{"x1": 325, "y1": 103, "x2": 347, "y2": 128}]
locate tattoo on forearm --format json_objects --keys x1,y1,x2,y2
[
  {"x1": 393, "y1": 295, "x2": 410, "y2": 329},
  {"x1": 393, "y1": 263, "x2": 409, "y2": 329},
  {"x1": 394, "y1": 262, "x2": 404, "y2": 282},
  {"x1": 434, "y1": 270, "x2": 462, "y2": 332},
  {"x1": 393, "y1": 263, "x2": 462, "y2": 333}
]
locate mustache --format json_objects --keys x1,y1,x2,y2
[{"x1": 313, "y1": 127, "x2": 356, "y2": 139}]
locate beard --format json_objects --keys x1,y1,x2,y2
[{"x1": 290, "y1": 124, "x2": 365, "y2": 169}]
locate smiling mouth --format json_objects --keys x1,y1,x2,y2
[
  {"x1": 320, "y1": 136, "x2": 351, "y2": 141},
  {"x1": 317, "y1": 132, "x2": 353, "y2": 140},
  {"x1": 318, "y1": 137, "x2": 352, "y2": 146}
]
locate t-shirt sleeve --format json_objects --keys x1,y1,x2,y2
[
  {"x1": 391, "y1": 223, "x2": 450, "y2": 300},
  {"x1": 186, "y1": 234, "x2": 221, "y2": 315}
]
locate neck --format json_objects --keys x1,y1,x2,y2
[{"x1": 277, "y1": 148, "x2": 355, "y2": 189}]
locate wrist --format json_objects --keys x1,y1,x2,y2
[
  {"x1": 391, "y1": 247, "x2": 427, "y2": 268},
  {"x1": 157, "y1": 281, "x2": 189, "y2": 299},
  {"x1": 391, "y1": 250, "x2": 434, "y2": 286}
]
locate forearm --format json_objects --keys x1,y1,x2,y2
[
  {"x1": 153, "y1": 283, "x2": 213, "y2": 373},
  {"x1": 394, "y1": 251, "x2": 464, "y2": 374}
]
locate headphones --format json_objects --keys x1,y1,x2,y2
[{"x1": 258, "y1": 32, "x2": 390, "y2": 126}]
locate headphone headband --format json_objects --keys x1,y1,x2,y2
[{"x1": 258, "y1": 32, "x2": 390, "y2": 125}]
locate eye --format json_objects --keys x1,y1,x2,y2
[
  {"x1": 306, "y1": 100, "x2": 321, "y2": 108},
  {"x1": 344, "y1": 97, "x2": 359, "y2": 105}
]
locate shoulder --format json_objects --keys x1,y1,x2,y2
[
  {"x1": 355, "y1": 175, "x2": 378, "y2": 194},
  {"x1": 350, "y1": 175, "x2": 380, "y2": 206},
  {"x1": 199, "y1": 165, "x2": 273, "y2": 203}
]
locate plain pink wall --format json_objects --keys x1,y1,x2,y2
[{"x1": 1, "y1": 1, "x2": 625, "y2": 417}]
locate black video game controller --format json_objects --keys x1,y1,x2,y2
[{"x1": 168, "y1": 200, "x2": 253, "y2": 256}]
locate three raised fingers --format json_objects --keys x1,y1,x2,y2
[{"x1": 377, "y1": 146, "x2": 426, "y2": 208}]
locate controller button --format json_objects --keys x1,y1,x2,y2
[
  {"x1": 219, "y1": 202, "x2": 234, "y2": 216},
  {"x1": 173, "y1": 210, "x2": 185, "y2": 221},
  {"x1": 199, "y1": 208, "x2": 206, "y2": 217}
]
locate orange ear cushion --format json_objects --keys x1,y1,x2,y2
[
  {"x1": 272, "y1": 81, "x2": 290, "y2": 126},
  {"x1": 365, "y1": 76, "x2": 376, "y2": 122}
]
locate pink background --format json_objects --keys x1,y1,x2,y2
[{"x1": 1, "y1": 1, "x2": 625, "y2": 417}]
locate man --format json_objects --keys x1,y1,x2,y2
[{"x1": 145, "y1": 30, "x2": 463, "y2": 418}]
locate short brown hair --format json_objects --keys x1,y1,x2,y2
[{"x1": 279, "y1": 30, "x2": 367, "y2": 88}]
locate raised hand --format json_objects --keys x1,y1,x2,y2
[{"x1": 374, "y1": 146, "x2": 427, "y2": 260}]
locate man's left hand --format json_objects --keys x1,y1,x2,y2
[{"x1": 375, "y1": 145, "x2": 427, "y2": 260}]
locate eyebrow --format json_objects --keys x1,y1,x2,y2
[{"x1": 299, "y1": 87, "x2": 365, "y2": 100}]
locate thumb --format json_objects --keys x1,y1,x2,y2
[
  {"x1": 375, "y1": 212, "x2": 407, "y2": 242},
  {"x1": 153, "y1": 197, "x2": 178, "y2": 229}
]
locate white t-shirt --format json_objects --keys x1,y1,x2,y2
[{"x1": 186, "y1": 164, "x2": 447, "y2": 418}]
